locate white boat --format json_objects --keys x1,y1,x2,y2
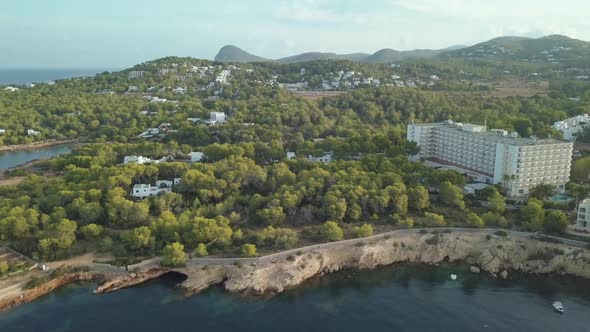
[
  {"x1": 552, "y1": 301, "x2": 564, "y2": 313},
  {"x1": 450, "y1": 274, "x2": 457, "y2": 280}
]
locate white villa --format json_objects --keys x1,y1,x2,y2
[
  {"x1": 3, "y1": 86, "x2": 19, "y2": 92},
  {"x1": 138, "y1": 128, "x2": 160, "y2": 138},
  {"x1": 209, "y1": 112, "x2": 227, "y2": 124},
  {"x1": 27, "y1": 129, "x2": 40, "y2": 136},
  {"x1": 307, "y1": 152, "x2": 333, "y2": 164},
  {"x1": 189, "y1": 152, "x2": 204, "y2": 163},
  {"x1": 173, "y1": 87, "x2": 187, "y2": 94},
  {"x1": 124, "y1": 155, "x2": 155, "y2": 165},
  {"x1": 0, "y1": 129, "x2": 5, "y2": 134},
  {"x1": 553, "y1": 114, "x2": 590, "y2": 141},
  {"x1": 131, "y1": 179, "x2": 181, "y2": 198}
]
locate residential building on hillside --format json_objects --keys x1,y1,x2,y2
[
  {"x1": 209, "y1": 112, "x2": 227, "y2": 124},
  {"x1": 307, "y1": 152, "x2": 333, "y2": 164},
  {"x1": 189, "y1": 152, "x2": 204, "y2": 163},
  {"x1": 407, "y1": 120, "x2": 573, "y2": 198},
  {"x1": 0, "y1": 129, "x2": 5, "y2": 134},
  {"x1": 576, "y1": 198, "x2": 590, "y2": 231},
  {"x1": 124, "y1": 155, "x2": 154, "y2": 165},
  {"x1": 128, "y1": 71, "x2": 146, "y2": 79},
  {"x1": 131, "y1": 179, "x2": 181, "y2": 198},
  {"x1": 27, "y1": 129, "x2": 40, "y2": 136},
  {"x1": 553, "y1": 114, "x2": 590, "y2": 141}
]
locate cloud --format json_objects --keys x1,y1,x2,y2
[
  {"x1": 390, "y1": 0, "x2": 590, "y2": 19},
  {"x1": 274, "y1": 0, "x2": 339, "y2": 23}
]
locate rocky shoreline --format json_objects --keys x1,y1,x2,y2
[
  {"x1": 96, "y1": 230, "x2": 590, "y2": 297},
  {"x1": 0, "y1": 271, "x2": 110, "y2": 312},
  {"x1": 3, "y1": 230, "x2": 590, "y2": 311}
]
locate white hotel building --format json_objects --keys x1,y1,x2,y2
[{"x1": 407, "y1": 120, "x2": 573, "y2": 198}]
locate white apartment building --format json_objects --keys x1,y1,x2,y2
[
  {"x1": 576, "y1": 198, "x2": 590, "y2": 231},
  {"x1": 407, "y1": 120, "x2": 573, "y2": 197},
  {"x1": 553, "y1": 114, "x2": 590, "y2": 141}
]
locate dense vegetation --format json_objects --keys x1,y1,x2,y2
[{"x1": 1, "y1": 55, "x2": 589, "y2": 265}]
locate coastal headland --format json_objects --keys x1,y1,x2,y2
[{"x1": 2, "y1": 228, "x2": 589, "y2": 311}]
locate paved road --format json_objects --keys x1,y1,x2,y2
[{"x1": 184, "y1": 228, "x2": 589, "y2": 267}]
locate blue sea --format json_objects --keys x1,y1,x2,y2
[
  {"x1": 0, "y1": 68, "x2": 121, "y2": 85},
  {"x1": 1, "y1": 264, "x2": 589, "y2": 332}
]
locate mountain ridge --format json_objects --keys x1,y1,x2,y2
[
  {"x1": 214, "y1": 35, "x2": 590, "y2": 65},
  {"x1": 214, "y1": 45, "x2": 467, "y2": 64}
]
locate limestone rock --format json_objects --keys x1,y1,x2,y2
[
  {"x1": 470, "y1": 266, "x2": 481, "y2": 273},
  {"x1": 500, "y1": 270, "x2": 508, "y2": 279}
]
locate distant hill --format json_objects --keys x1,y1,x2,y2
[
  {"x1": 214, "y1": 45, "x2": 269, "y2": 63},
  {"x1": 214, "y1": 45, "x2": 467, "y2": 64},
  {"x1": 442, "y1": 35, "x2": 590, "y2": 65},
  {"x1": 214, "y1": 35, "x2": 590, "y2": 66},
  {"x1": 278, "y1": 52, "x2": 370, "y2": 64}
]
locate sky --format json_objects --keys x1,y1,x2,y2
[{"x1": 1, "y1": 0, "x2": 590, "y2": 69}]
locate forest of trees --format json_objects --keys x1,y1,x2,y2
[{"x1": 1, "y1": 57, "x2": 589, "y2": 264}]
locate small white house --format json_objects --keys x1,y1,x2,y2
[
  {"x1": 173, "y1": 87, "x2": 187, "y2": 94},
  {"x1": 307, "y1": 152, "x2": 333, "y2": 164},
  {"x1": 189, "y1": 152, "x2": 204, "y2": 163},
  {"x1": 138, "y1": 128, "x2": 160, "y2": 138},
  {"x1": 131, "y1": 178, "x2": 181, "y2": 198},
  {"x1": 0, "y1": 129, "x2": 5, "y2": 134},
  {"x1": 553, "y1": 114, "x2": 590, "y2": 141},
  {"x1": 209, "y1": 112, "x2": 227, "y2": 124},
  {"x1": 124, "y1": 155, "x2": 154, "y2": 165},
  {"x1": 286, "y1": 152, "x2": 296, "y2": 160},
  {"x1": 3, "y1": 86, "x2": 19, "y2": 92},
  {"x1": 27, "y1": 129, "x2": 40, "y2": 136}
]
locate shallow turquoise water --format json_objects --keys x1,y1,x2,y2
[{"x1": 1, "y1": 264, "x2": 589, "y2": 332}]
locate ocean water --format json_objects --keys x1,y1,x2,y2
[
  {"x1": 0, "y1": 69, "x2": 120, "y2": 85},
  {"x1": 1, "y1": 264, "x2": 589, "y2": 332}
]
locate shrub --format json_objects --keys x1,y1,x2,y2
[
  {"x1": 0, "y1": 262, "x2": 9, "y2": 275},
  {"x1": 419, "y1": 229, "x2": 428, "y2": 234},
  {"x1": 160, "y1": 242, "x2": 188, "y2": 268},
  {"x1": 352, "y1": 224, "x2": 374, "y2": 238},
  {"x1": 241, "y1": 244, "x2": 257, "y2": 257},
  {"x1": 423, "y1": 212, "x2": 446, "y2": 227},
  {"x1": 536, "y1": 235, "x2": 562, "y2": 244},
  {"x1": 79, "y1": 224, "x2": 104, "y2": 239},
  {"x1": 493, "y1": 230, "x2": 508, "y2": 237},
  {"x1": 321, "y1": 221, "x2": 344, "y2": 241},
  {"x1": 399, "y1": 217, "x2": 415, "y2": 229},
  {"x1": 193, "y1": 243, "x2": 208, "y2": 257}
]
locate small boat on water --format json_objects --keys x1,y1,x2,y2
[
  {"x1": 552, "y1": 301, "x2": 564, "y2": 313},
  {"x1": 450, "y1": 274, "x2": 457, "y2": 280}
]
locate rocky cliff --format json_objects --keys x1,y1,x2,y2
[{"x1": 173, "y1": 231, "x2": 590, "y2": 296}]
